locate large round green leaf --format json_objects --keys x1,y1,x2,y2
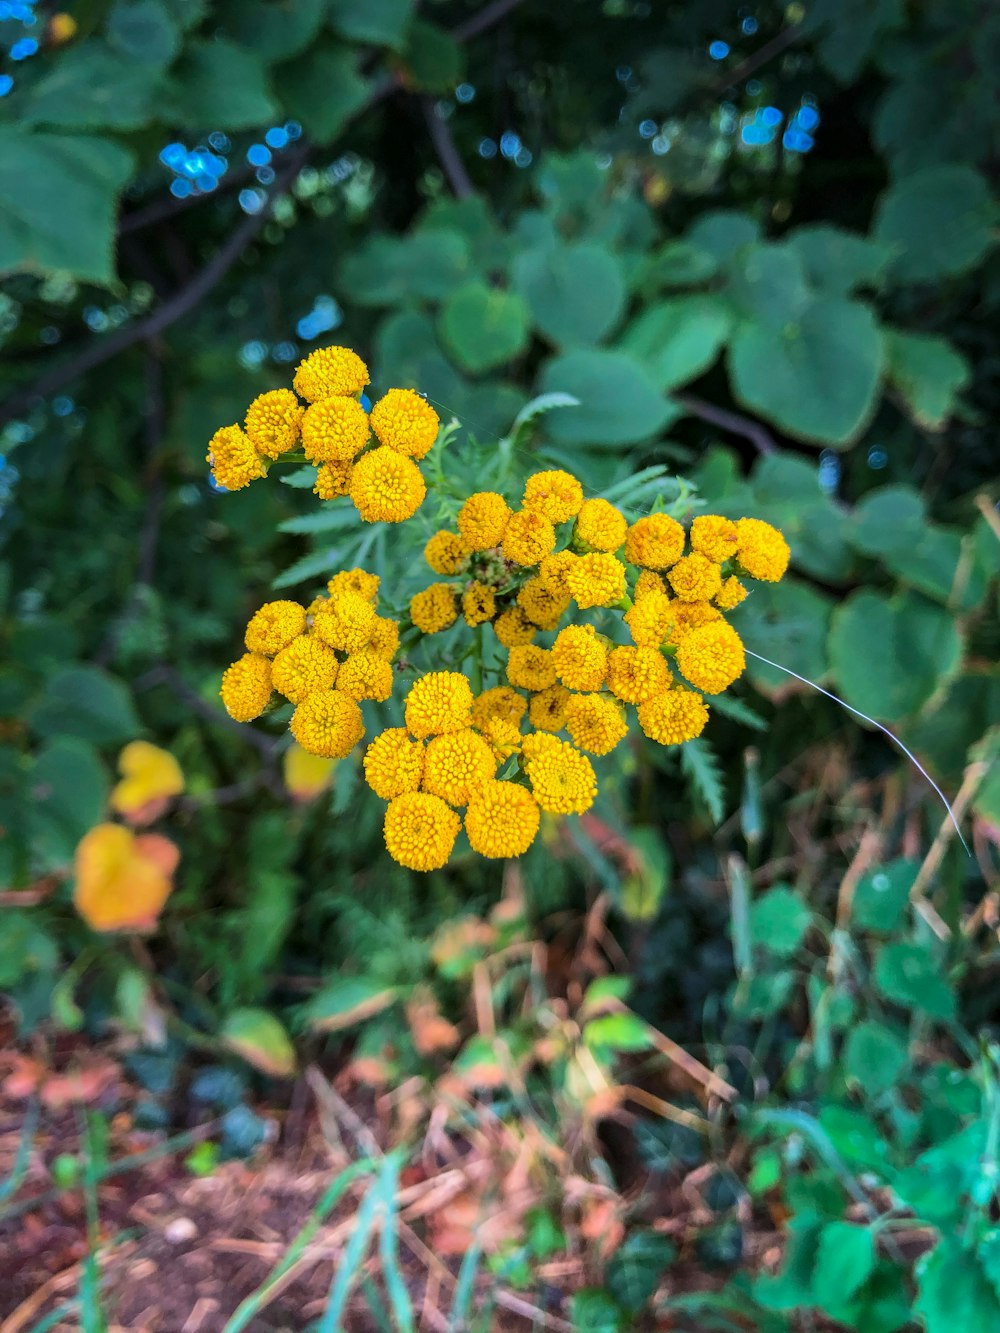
[
  {"x1": 539, "y1": 350, "x2": 676, "y2": 445},
  {"x1": 726, "y1": 242, "x2": 810, "y2": 329},
  {"x1": 883, "y1": 328, "x2": 970, "y2": 430},
  {"x1": 438, "y1": 282, "x2": 530, "y2": 374},
  {"x1": 619, "y1": 294, "x2": 732, "y2": 390},
  {"x1": 513, "y1": 242, "x2": 626, "y2": 348},
  {"x1": 731, "y1": 579, "x2": 833, "y2": 696},
  {"x1": 874, "y1": 165, "x2": 995, "y2": 282}
]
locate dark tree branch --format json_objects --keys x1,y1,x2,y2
[
  {"x1": 675, "y1": 393, "x2": 777, "y2": 455},
  {"x1": 135, "y1": 665, "x2": 281, "y2": 758},
  {"x1": 452, "y1": 0, "x2": 527, "y2": 43},
  {"x1": 710, "y1": 23, "x2": 804, "y2": 95},
  {"x1": 421, "y1": 97, "x2": 474, "y2": 198}
]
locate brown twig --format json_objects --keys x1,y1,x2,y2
[
  {"x1": 675, "y1": 392, "x2": 777, "y2": 455},
  {"x1": 451, "y1": 0, "x2": 527, "y2": 43},
  {"x1": 909, "y1": 756, "x2": 989, "y2": 923},
  {"x1": 421, "y1": 97, "x2": 475, "y2": 198},
  {"x1": 135, "y1": 664, "x2": 281, "y2": 759}
]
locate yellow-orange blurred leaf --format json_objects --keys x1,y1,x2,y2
[
  {"x1": 73, "y1": 822, "x2": 179, "y2": 933},
  {"x1": 283, "y1": 742, "x2": 337, "y2": 802},
  {"x1": 406, "y1": 987, "x2": 460, "y2": 1056},
  {"x1": 110, "y1": 741, "x2": 184, "y2": 825}
]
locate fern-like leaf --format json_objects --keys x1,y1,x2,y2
[{"x1": 681, "y1": 736, "x2": 726, "y2": 825}]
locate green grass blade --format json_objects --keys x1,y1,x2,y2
[
  {"x1": 448, "y1": 1238, "x2": 483, "y2": 1330},
  {"x1": 318, "y1": 1176, "x2": 382, "y2": 1332},
  {"x1": 0, "y1": 1097, "x2": 39, "y2": 1203}
]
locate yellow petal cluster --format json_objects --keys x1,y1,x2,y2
[
  {"x1": 405, "y1": 672, "x2": 474, "y2": 738},
  {"x1": 293, "y1": 345, "x2": 369, "y2": 402},
  {"x1": 465, "y1": 781, "x2": 540, "y2": 858},
  {"x1": 575, "y1": 498, "x2": 627, "y2": 552},
  {"x1": 383, "y1": 792, "x2": 460, "y2": 871},
  {"x1": 245, "y1": 389, "x2": 304, "y2": 459},
  {"x1": 736, "y1": 517, "x2": 791, "y2": 582},
  {"x1": 370, "y1": 388, "x2": 440, "y2": 459},
  {"x1": 411, "y1": 583, "x2": 459, "y2": 635},
  {"x1": 302, "y1": 396, "x2": 370, "y2": 463}
]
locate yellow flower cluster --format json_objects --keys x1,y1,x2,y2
[{"x1": 205, "y1": 343, "x2": 441, "y2": 525}]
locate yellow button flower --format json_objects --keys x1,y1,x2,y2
[
  {"x1": 221, "y1": 652, "x2": 273, "y2": 721},
  {"x1": 110, "y1": 741, "x2": 184, "y2": 825},
  {"x1": 384, "y1": 792, "x2": 460, "y2": 871},
  {"x1": 564, "y1": 693, "x2": 629, "y2": 756},
  {"x1": 663, "y1": 601, "x2": 722, "y2": 646},
  {"x1": 337, "y1": 649, "x2": 394, "y2": 702},
  {"x1": 423, "y1": 728, "x2": 497, "y2": 805},
  {"x1": 457, "y1": 491, "x2": 511, "y2": 550},
  {"x1": 411, "y1": 582, "x2": 459, "y2": 635},
  {"x1": 517, "y1": 577, "x2": 570, "y2": 630},
  {"x1": 502, "y1": 509, "x2": 556, "y2": 567},
  {"x1": 290, "y1": 689, "x2": 365, "y2": 757},
  {"x1": 506, "y1": 644, "x2": 557, "y2": 691},
  {"x1": 605, "y1": 645, "x2": 670, "y2": 704},
  {"x1": 520, "y1": 734, "x2": 597, "y2": 815},
  {"x1": 465, "y1": 781, "x2": 540, "y2": 858},
  {"x1": 462, "y1": 580, "x2": 496, "y2": 627},
  {"x1": 528, "y1": 683, "x2": 571, "y2": 733},
  {"x1": 271, "y1": 635, "x2": 339, "y2": 704},
  {"x1": 425, "y1": 530, "x2": 471, "y2": 575},
  {"x1": 370, "y1": 388, "x2": 440, "y2": 459},
  {"x1": 565, "y1": 552, "x2": 627, "y2": 609},
  {"x1": 691, "y1": 514, "x2": 739, "y2": 563},
  {"x1": 624, "y1": 591, "x2": 675, "y2": 648},
  {"x1": 479, "y1": 716, "x2": 523, "y2": 763},
  {"x1": 493, "y1": 607, "x2": 537, "y2": 647},
  {"x1": 314, "y1": 460, "x2": 353, "y2": 499},
  {"x1": 736, "y1": 517, "x2": 791, "y2": 582},
  {"x1": 313, "y1": 592, "x2": 376, "y2": 652},
  {"x1": 349, "y1": 446, "x2": 426, "y2": 523},
  {"x1": 364, "y1": 728, "x2": 425, "y2": 799},
  {"x1": 667, "y1": 552, "x2": 723, "y2": 603},
  {"x1": 245, "y1": 599, "x2": 307, "y2": 656},
  {"x1": 551, "y1": 624, "x2": 607, "y2": 692},
  {"x1": 293, "y1": 345, "x2": 369, "y2": 402},
  {"x1": 575, "y1": 498, "x2": 627, "y2": 553},
  {"x1": 522, "y1": 469, "x2": 584, "y2": 524},
  {"x1": 624, "y1": 513, "x2": 685, "y2": 570},
  {"x1": 715, "y1": 576, "x2": 748, "y2": 610},
  {"x1": 328, "y1": 568, "x2": 380, "y2": 603},
  {"x1": 405, "y1": 671, "x2": 474, "y2": 738},
  {"x1": 675, "y1": 622, "x2": 746, "y2": 694},
  {"x1": 368, "y1": 615, "x2": 400, "y2": 660},
  {"x1": 245, "y1": 389, "x2": 304, "y2": 459},
  {"x1": 471, "y1": 686, "x2": 527, "y2": 732},
  {"x1": 538, "y1": 549, "x2": 579, "y2": 595},
  {"x1": 634, "y1": 570, "x2": 667, "y2": 599},
  {"x1": 637, "y1": 688, "x2": 709, "y2": 745},
  {"x1": 302, "y1": 396, "x2": 370, "y2": 463},
  {"x1": 284, "y1": 743, "x2": 337, "y2": 802},
  {"x1": 74, "y1": 823, "x2": 179, "y2": 933},
  {"x1": 207, "y1": 424, "x2": 266, "y2": 491}
]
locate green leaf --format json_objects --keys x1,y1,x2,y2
[
  {"x1": 875, "y1": 942, "x2": 955, "y2": 1021},
  {"x1": 687, "y1": 210, "x2": 760, "y2": 259},
  {"x1": 619, "y1": 295, "x2": 732, "y2": 390},
  {"x1": 23, "y1": 42, "x2": 159, "y2": 129},
  {"x1": 402, "y1": 19, "x2": 463, "y2": 92},
  {"x1": 513, "y1": 243, "x2": 627, "y2": 348},
  {"x1": 0, "y1": 131, "x2": 133, "y2": 284},
  {"x1": 754, "y1": 1213, "x2": 822, "y2": 1310},
  {"x1": 540, "y1": 350, "x2": 676, "y2": 446},
  {"x1": 895, "y1": 1122, "x2": 986, "y2": 1224},
  {"x1": 977, "y1": 1230, "x2": 1000, "y2": 1305},
  {"x1": 750, "y1": 453, "x2": 853, "y2": 581},
  {"x1": 852, "y1": 858, "x2": 919, "y2": 932},
  {"x1": 221, "y1": 1008, "x2": 296, "y2": 1077},
  {"x1": 0, "y1": 910, "x2": 58, "y2": 988},
  {"x1": 916, "y1": 1239, "x2": 1000, "y2": 1333},
  {"x1": 619, "y1": 826, "x2": 671, "y2": 922},
  {"x1": 166, "y1": 41, "x2": 277, "y2": 131},
  {"x1": 304, "y1": 976, "x2": 398, "y2": 1031},
  {"x1": 28, "y1": 739, "x2": 109, "y2": 871},
  {"x1": 728, "y1": 296, "x2": 883, "y2": 446},
  {"x1": 646, "y1": 239, "x2": 719, "y2": 288},
  {"x1": 605, "y1": 1231, "x2": 675, "y2": 1312},
  {"x1": 749, "y1": 886, "x2": 812, "y2": 959},
  {"x1": 272, "y1": 43, "x2": 371, "y2": 143},
  {"x1": 343, "y1": 231, "x2": 472, "y2": 305},
  {"x1": 885, "y1": 524, "x2": 986, "y2": 611},
  {"x1": 844, "y1": 1019, "x2": 908, "y2": 1095},
  {"x1": 786, "y1": 224, "x2": 890, "y2": 293},
  {"x1": 680, "y1": 736, "x2": 725, "y2": 824},
  {"x1": 850, "y1": 484, "x2": 926, "y2": 558},
  {"x1": 219, "y1": 0, "x2": 327, "y2": 60},
  {"x1": 828, "y1": 588, "x2": 962, "y2": 722},
  {"x1": 569, "y1": 1289, "x2": 626, "y2": 1331},
  {"x1": 732, "y1": 578, "x2": 833, "y2": 696},
  {"x1": 812, "y1": 1222, "x2": 876, "y2": 1309},
  {"x1": 108, "y1": 0, "x2": 180, "y2": 65},
  {"x1": 438, "y1": 282, "x2": 531, "y2": 374},
  {"x1": 726, "y1": 242, "x2": 810, "y2": 328},
  {"x1": 809, "y1": 0, "x2": 904, "y2": 83},
  {"x1": 884, "y1": 328, "x2": 971, "y2": 430},
  {"x1": 874, "y1": 165, "x2": 995, "y2": 283},
  {"x1": 29, "y1": 667, "x2": 141, "y2": 745},
  {"x1": 583, "y1": 1012, "x2": 654, "y2": 1054},
  {"x1": 328, "y1": 0, "x2": 414, "y2": 49}
]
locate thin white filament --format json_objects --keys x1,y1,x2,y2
[{"x1": 744, "y1": 647, "x2": 970, "y2": 856}]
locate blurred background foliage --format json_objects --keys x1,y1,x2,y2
[{"x1": 0, "y1": 0, "x2": 999, "y2": 1327}]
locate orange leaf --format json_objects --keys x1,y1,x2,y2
[
  {"x1": 73, "y1": 823, "x2": 178, "y2": 933},
  {"x1": 110, "y1": 741, "x2": 183, "y2": 825}
]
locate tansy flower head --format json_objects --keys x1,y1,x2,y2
[
  {"x1": 411, "y1": 583, "x2": 459, "y2": 635},
  {"x1": 110, "y1": 741, "x2": 184, "y2": 825},
  {"x1": 506, "y1": 644, "x2": 557, "y2": 692},
  {"x1": 207, "y1": 424, "x2": 266, "y2": 491},
  {"x1": 290, "y1": 689, "x2": 365, "y2": 758},
  {"x1": 493, "y1": 607, "x2": 537, "y2": 647},
  {"x1": 565, "y1": 552, "x2": 627, "y2": 609},
  {"x1": 575, "y1": 498, "x2": 627, "y2": 553},
  {"x1": 663, "y1": 601, "x2": 722, "y2": 645},
  {"x1": 528, "y1": 683, "x2": 571, "y2": 733},
  {"x1": 522, "y1": 470, "x2": 584, "y2": 524},
  {"x1": 551, "y1": 624, "x2": 607, "y2": 692},
  {"x1": 606, "y1": 645, "x2": 670, "y2": 704},
  {"x1": 736, "y1": 517, "x2": 790, "y2": 582},
  {"x1": 293, "y1": 345, "x2": 369, "y2": 402},
  {"x1": 405, "y1": 671, "x2": 474, "y2": 738},
  {"x1": 272, "y1": 634, "x2": 339, "y2": 704},
  {"x1": 457, "y1": 492, "x2": 511, "y2": 550},
  {"x1": 564, "y1": 693, "x2": 629, "y2": 756},
  {"x1": 384, "y1": 792, "x2": 460, "y2": 872},
  {"x1": 675, "y1": 621, "x2": 745, "y2": 694},
  {"x1": 221, "y1": 652, "x2": 273, "y2": 721},
  {"x1": 465, "y1": 781, "x2": 540, "y2": 858},
  {"x1": 715, "y1": 576, "x2": 748, "y2": 610},
  {"x1": 463, "y1": 580, "x2": 496, "y2": 627},
  {"x1": 625, "y1": 513, "x2": 685, "y2": 570},
  {"x1": 245, "y1": 600, "x2": 307, "y2": 656},
  {"x1": 422, "y1": 728, "x2": 497, "y2": 805},
  {"x1": 329, "y1": 568, "x2": 380, "y2": 603},
  {"x1": 668, "y1": 552, "x2": 723, "y2": 603},
  {"x1": 349, "y1": 446, "x2": 426, "y2": 524},
  {"x1": 691, "y1": 514, "x2": 739, "y2": 564},
  {"x1": 370, "y1": 388, "x2": 440, "y2": 459},
  {"x1": 302, "y1": 396, "x2": 370, "y2": 463},
  {"x1": 517, "y1": 577, "x2": 570, "y2": 629},
  {"x1": 245, "y1": 389, "x2": 304, "y2": 459},
  {"x1": 314, "y1": 460, "x2": 353, "y2": 500},
  {"x1": 338, "y1": 649, "x2": 394, "y2": 702},
  {"x1": 471, "y1": 686, "x2": 527, "y2": 732},
  {"x1": 635, "y1": 569, "x2": 667, "y2": 599},
  {"x1": 502, "y1": 509, "x2": 556, "y2": 567},
  {"x1": 480, "y1": 716, "x2": 522, "y2": 763},
  {"x1": 637, "y1": 688, "x2": 709, "y2": 745},
  {"x1": 521, "y1": 733, "x2": 597, "y2": 815},
  {"x1": 538, "y1": 549, "x2": 579, "y2": 595},
  {"x1": 368, "y1": 615, "x2": 400, "y2": 659},
  {"x1": 313, "y1": 592, "x2": 376, "y2": 652},
  {"x1": 364, "y1": 728, "x2": 424, "y2": 800},
  {"x1": 625, "y1": 590, "x2": 677, "y2": 649},
  {"x1": 425, "y1": 530, "x2": 471, "y2": 576}
]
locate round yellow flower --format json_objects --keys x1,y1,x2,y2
[
  {"x1": 736, "y1": 517, "x2": 790, "y2": 582},
  {"x1": 293, "y1": 345, "x2": 369, "y2": 402},
  {"x1": 423, "y1": 728, "x2": 497, "y2": 805},
  {"x1": 465, "y1": 781, "x2": 540, "y2": 858},
  {"x1": 364, "y1": 728, "x2": 424, "y2": 799},
  {"x1": 605, "y1": 645, "x2": 670, "y2": 704},
  {"x1": 624, "y1": 514, "x2": 685, "y2": 570},
  {"x1": 538, "y1": 549, "x2": 579, "y2": 595},
  {"x1": 245, "y1": 389, "x2": 304, "y2": 459},
  {"x1": 663, "y1": 601, "x2": 722, "y2": 645},
  {"x1": 691, "y1": 514, "x2": 739, "y2": 564},
  {"x1": 529, "y1": 683, "x2": 571, "y2": 733},
  {"x1": 405, "y1": 671, "x2": 474, "y2": 738},
  {"x1": 637, "y1": 688, "x2": 709, "y2": 745},
  {"x1": 425, "y1": 530, "x2": 471, "y2": 576},
  {"x1": 506, "y1": 645, "x2": 557, "y2": 692},
  {"x1": 667, "y1": 552, "x2": 723, "y2": 603},
  {"x1": 522, "y1": 470, "x2": 584, "y2": 524},
  {"x1": 462, "y1": 580, "x2": 496, "y2": 627},
  {"x1": 715, "y1": 576, "x2": 748, "y2": 611},
  {"x1": 502, "y1": 509, "x2": 556, "y2": 567},
  {"x1": 635, "y1": 570, "x2": 667, "y2": 599},
  {"x1": 564, "y1": 693, "x2": 629, "y2": 756},
  {"x1": 271, "y1": 635, "x2": 339, "y2": 704},
  {"x1": 244, "y1": 600, "x2": 307, "y2": 656},
  {"x1": 370, "y1": 388, "x2": 440, "y2": 459},
  {"x1": 457, "y1": 492, "x2": 511, "y2": 550},
  {"x1": 314, "y1": 460, "x2": 353, "y2": 499},
  {"x1": 517, "y1": 577, "x2": 570, "y2": 630},
  {"x1": 675, "y1": 622, "x2": 745, "y2": 694},
  {"x1": 479, "y1": 717, "x2": 523, "y2": 763},
  {"x1": 328, "y1": 568, "x2": 380, "y2": 603},
  {"x1": 301, "y1": 396, "x2": 370, "y2": 463},
  {"x1": 520, "y1": 734, "x2": 597, "y2": 815},
  {"x1": 471, "y1": 686, "x2": 527, "y2": 732},
  {"x1": 313, "y1": 591, "x2": 376, "y2": 652},
  {"x1": 551, "y1": 624, "x2": 608, "y2": 692},
  {"x1": 368, "y1": 615, "x2": 400, "y2": 660},
  {"x1": 565, "y1": 552, "x2": 627, "y2": 609},
  {"x1": 349, "y1": 446, "x2": 426, "y2": 523},
  {"x1": 624, "y1": 591, "x2": 675, "y2": 649},
  {"x1": 575, "y1": 498, "x2": 627, "y2": 553},
  {"x1": 338, "y1": 649, "x2": 394, "y2": 702},
  {"x1": 411, "y1": 583, "x2": 459, "y2": 635},
  {"x1": 290, "y1": 689, "x2": 365, "y2": 758},
  {"x1": 221, "y1": 652, "x2": 273, "y2": 721},
  {"x1": 207, "y1": 424, "x2": 267, "y2": 491},
  {"x1": 493, "y1": 607, "x2": 537, "y2": 647},
  {"x1": 383, "y1": 792, "x2": 460, "y2": 872}
]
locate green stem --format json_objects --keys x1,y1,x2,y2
[{"x1": 471, "y1": 624, "x2": 484, "y2": 694}]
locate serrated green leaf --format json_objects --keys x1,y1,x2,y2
[
  {"x1": 852, "y1": 858, "x2": 919, "y2": 932},
  {"x1": 733, "y1": 578, "x2": 833, "y2": 696},
  {"x1": 646, "y1": 239, "x2": 719, "y2": 288},
  {"x1": 513, "y1": 242, "x2": 626, "y2": 348},
  {"x1": 166, "y1": 41, "x2": 277, "y2": 131},
  {"x1": 23, "y1": 41, "x2": 160, "y2": 129},
  {"x1": 438, "y1": 282, "x2": 531, "y2": 374},
  {"x1": 726, "y1": 242, "x2": 810, "y2": 329},
  {"x1": 328, "y1": 0, "x2": 414, "y2": 50},
  {"x1": 844, "y1": 1019, "x2": 908, "y2": 1095},
  {"x1": 273, "y1": 42, "x2": 371, "y2": 144},
  {"x1": 540, "y1": 350, "x2": 676, "y2": 446},
  {"x1": 916, "y1": 1239, "x2": 1000, "y2": 1333},
  {"x1": 875, "y1": 942, "x2": 955, "y2": 1021},
  {"x1": 687, "y1": 210, "x2": 760, "y2": 259},
  {"x1": 219, "y1": 0, "x2": 327, "y2": 60},
  {"x1": 29, "y1": 667, "x2": 140, "y2": 746},
  {"x1": 620, "y1": 295, "x2": 732, "y2": 390},
  {"x1": 680, "y1": 736, "x2": 725, "y2": 824},
  {"x1": 222, "y1": 1008, "x2": 296, "y2": 1077},
  {"x1": 884, "y1": 328, "x2": 971, "y2": 430},
  {"x1": 749, "y1": 886, "x2": 812, "y2": 958},
  {"x1": 402, "y1": 19, "x2": 463, "y2": 92},
  {"x1": 28, "y1": 739, "x2": 109, "y2": 872},
  {"x1": 874, "y1": 165, "x2": 995, "y2": 283},
  {"x1": 108, "y1": 0, "x2": 180, "y2": 66},
  {"x1": 850, "y1": 485, "x2": 926, "y2": 558},
  {"x1": 786, "y1": 224, "x2": 890, "y2": 293}
]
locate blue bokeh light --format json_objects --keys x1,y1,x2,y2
[
  {"x1": 247, "y1": 143, "x2": 271, "y2": 167},
  {"x1": 0, "y1": 75, "x2": 12, "y2": 96},
  {"x1": 265, "y1": 126, "x2": 289, "y2": 149},
  {"x1": 455, "y1": 83, "x2": 475, "y2": 104},
  {"x1": 709, "y1": 40, "x2": 730, "y2": 60},
  {"x1": 761, "y1": 106, "x2": 783, "y2": 127},
  {"x1": 478, "y1": 138, "x2": 497, "y2": 159},
  {"x1": 10, "y1": 36, "x2": 38, "y2": 60}
]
